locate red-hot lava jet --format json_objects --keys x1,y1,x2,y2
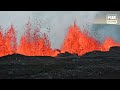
[
  {"x1": 16, "y1": 22, "x2": 59, "y2": 56},
  {"x1": 0, "y1": 21, "x2": 120, "y2": 57},
  {"x1": 0, "y1": 26, "x2": 16, "y2": 57},
  {"x1": 61, "y1": 22, "x2": 100, "y2": 55},
  {"x1": 61, "y1": 22, "x2": 120, "y2": 56}
]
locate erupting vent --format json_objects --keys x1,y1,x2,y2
[{"x1": 0, "y1": 21, "x2": 120, "y2": 57}]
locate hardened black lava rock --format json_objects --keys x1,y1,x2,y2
[{"x1": 0, "y1": 46, "x2": 120, "y2": 79}]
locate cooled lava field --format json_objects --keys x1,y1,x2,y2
[{"x1": 0, "y1": 46, "x2": 120, "y2": 79}]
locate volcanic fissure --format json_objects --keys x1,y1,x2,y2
[{"x1": 0, "y1": 21, "x2": 120, "y2": 57}]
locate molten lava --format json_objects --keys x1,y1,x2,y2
[
  {"x1": 61, "y1": 22, "x2": 120, "y2": 56},
  {"x1": 0, "y1": 26, "x2": 16, "y2": 56},
  {"x1": 0, "y1": 21, "x2": 120, "y2": 57},
  {"x1": 61, "y1": 22, "x2": 100, "y2": 55},
  {"x1": 16, "y1": 22, "x2": 59, "y2": 56},
  {"x1": 100, "y1": 37, "x2": 120, "y2": 51}
]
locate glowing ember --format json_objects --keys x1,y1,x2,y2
[{"x1": 0, "y1": 21, "x2": 120, "y2": 57}]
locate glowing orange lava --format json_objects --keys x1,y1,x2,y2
[
  {"x1": 16, "y1": 22, "x2": 59, "y2": 56},
  {"x1": 0, "y1": 26, "x2": 16, "y2": 56},
  {"x1": 61, "y1": 22, "x2": 120, "y2": 56},
  {"x1": 0, "y1": 21, "x2": 120, "y2": 57},
  {"x1": 61, "y1": 22, "x2": 100, "y2": 55},
  {"x1": 100, "y1": 37, "x2": 120, "y2": 51}
]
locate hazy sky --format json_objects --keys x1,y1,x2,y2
[
  {"x1": 94, "y1": 11, "x2": 120, "y2": 24},
  {"x1": 0, "y1": 11, "x2": 119, "y2": 49}
]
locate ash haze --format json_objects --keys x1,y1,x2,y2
[
  {"x1": 0, "y1": 11, "x2": 119, "y2": 49},
  {"x1": 92, "y1": 11, "x2": 120, "y2": 42}
]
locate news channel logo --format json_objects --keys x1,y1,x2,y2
[{"x1": 106, "y1": 14, "x2": 118, "y2": 24}]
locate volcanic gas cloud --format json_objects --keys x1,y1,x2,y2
[{"x1": 0, "y1": 21, "x2": 120, "y2": 57}]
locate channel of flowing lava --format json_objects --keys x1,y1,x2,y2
[{"x1": 0, "y1": 21, "x2": 120, "y2": 57}]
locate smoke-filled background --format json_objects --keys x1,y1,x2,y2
[{"x1": 0, "y1": 11, "x2": 120, "y2": 49}]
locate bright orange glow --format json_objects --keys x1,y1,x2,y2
[
  {"x1": 61, "y1": 22, "x2": 99, "y2": 55},
  {"x1": 0, "y1": 21, "x2": 120, "y2": 57},
  {"x1": 100, "y1": 37, "x2": 120, "y2": 51},
  {"x1": 16, "y1": 22, "x2": 59, "y2": 56},
  {"x1": 0, "y1": 25, "x2": 16, "y2": 56}
]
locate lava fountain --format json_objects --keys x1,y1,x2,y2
[
  {"x1": 0, "y1": 26, "x2": 16, "y2": 56},
  {"x1": 0, "y1": 21, "x2": 120, "y2": 57},
  {"x1": 61, "y1": 22, "x2": 120, "y2": 56},
  {"x1": 16, "y1": 22, "x2": 59, "y2": 56},
  {"x1": 61, "y1": 22, "x2": 100, "y2": 56}
]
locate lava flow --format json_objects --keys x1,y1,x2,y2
[{"x1": 0, "y1": 21, "x2": 120, "y2": 57}]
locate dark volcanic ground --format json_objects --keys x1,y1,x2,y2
[{"x1": 0, "y1": 46, "x2": 120, "y2": 79}]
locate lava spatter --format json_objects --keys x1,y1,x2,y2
[{"x1": 0, "y1": 21, "x2": 120, "y2": 57}]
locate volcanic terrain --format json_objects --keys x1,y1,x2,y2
[
  {"x1": 0, "y1": 22, "x2": 120, "y2": 79},
  {"x1": 0, "y1": 46, "x2": 120, "y2": 79}
]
